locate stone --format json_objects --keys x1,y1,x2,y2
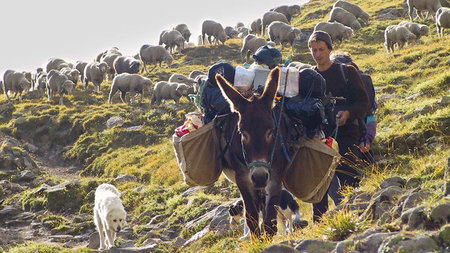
[
  {"x1": 356, "y1": 232, "x2": 397, "y2": 253},
  {"x1": 402, "y1": 192, "x2": 430, "y2": 210},
  {"x1": 262, "y1": 244, "x2": 299, "y2": 253},
  {"x1": 429, "y1": 202, "x2": 450, "y2": 227},
  {"x1": 209, "y1": 204, "x2": 232, "y2": 233},
  {"x1": 439, "y1": 224, "x2": 450, "y2": 247},
  {"x1": 108, "y1": 244, "x2": 159, "y2": 253},
  {"x1": 18, "y1": 170, "x2": 35, "y2": 182},
  {"x1": 25, "y1": 143, "x2": 39, "y2": 153},
  {"x1": 406, "y1": 132, "x2": 424, "y2": 149},
  {"x1": 405, "y1": 92, "x2": 423, "y2": 100},
  {"x1": 115, "y1": 174, "x2": 137, "y2": 183},
  {"x1": 378, "y1": 234, "x2": 438, "y2": 253},
  {"x1": 126, "y1": 125, "x2": 143, "y2": 131},
  {"x1": 49, "y1": 235, "x2": 73, "y2": 243},
  {"x1": 88, "y1": 231, "x2": 99, "y2": 249},
  {"x1": 334, "y1": 240, "x2": 352, "y2": 253},
  {"x1": 401, "y1": 206, "x2": 426, "y2": 230},
  {"x1": 438, "y1": 95, "x2": 450, "y2": 106},
  {"x1": 380, "y1": 177, "x2": 406, "y2": 189},
  {"x1": 378, "y1": 94, "x2": 401, "y2": 103},
  {"x1": 373, "y1": 186, "x2": 403, "y2": 202},
  {"x1": 106, "y1": 116, "x2": 124, "y2": 129},
  {"x1": 405, "y1": 178, "x2": 421, "y2": 189},
  {"x1": 181, "y1": 186, "x2": 206, "y2": 197},
  {"x1": 294, "y1": 239, "x2": 337, "y2": 253},
  {"x1": 415, "y1": 105, "x2": 433, "y2": 115},
  {"x1": 0, "y1": 206, "x2": 20, "y2": 218},
  {"x1": 172, "y1": 237, "x2": 186, "y2": 248},
  {"x1": 183, "y1": 226, "x2": 210, "y2": 247},
  {"x1": 0, "y1": 103, "x2": 15, "y2": 119}
]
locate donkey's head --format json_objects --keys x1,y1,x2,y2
[{"x1": 216, "y1": 67, "x2": 280, "y2": 189}]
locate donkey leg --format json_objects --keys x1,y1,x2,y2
[
  {"x1": 263, "y1": 177, "x2": 282, "y2": 238},
  {"x1": 235, "y1": 173, "x2": 260, "y2": 239}
]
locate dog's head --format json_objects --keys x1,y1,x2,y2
[{"x1": 106, "y1": 208, "x2": 127, "y2": 233}]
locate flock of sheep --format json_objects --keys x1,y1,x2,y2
[{"x1": 1, "y1": 0, "x2": 449, "y2": 106}]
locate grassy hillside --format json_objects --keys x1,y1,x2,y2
[{"x1": 1, "y1": 0, "x2": 449, "y2": 252}]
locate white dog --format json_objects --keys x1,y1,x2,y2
[{"x1": 94, "y1": 183, "x2": 127, "y2": 250}]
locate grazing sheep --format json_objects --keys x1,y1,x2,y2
[
  {"x1": 267, "y1": 21, "x2": 301, "y2": 55},
  {"x1": 46, "y1": 58, "x2": 70, "y2": 72},
  {"x1": 34, "y1": 72, "x2": 47, "y2": 96},
  {"x1": 168, "y1": 73, "x2": 197, "y2": 86},
  {"x1": 334, "y1": 0, "x2": 369, "y2": 25},
  {"x1": 60, "y1": 67, "x2": 80, "y2": 86},
  {"x1": 270, "y1": 5, "x2": 301, "y2": 23},
  {"x1": 407, "y1": 0, "x2": 442, "y2": 21},
  {"x1": 84, "y1": 62, "x2": 108, "y2": 92},
  {"x1": 108, "y1": 73, "x2": 153, "y2": 104},
  {"x1": 46, "y1": 69, "x2": 75, "y2": 105},
  {"x1": 224, "y1": 26, "x2": 239, "y2": 38},
  {"x1": 188, "y1": 70, "x2": 206, "y2": 79},
  {"x1": 384, "y1": 25, "x2": 417, "y2": 53},
  {"x1": 262, "y1": 11, "x2": 289, "y2": 36},
  {"x1": 75, "y1": 61, "x2": 88, "y2": 84},
  {"x1": 113, "y1": 56, "x2": 141, "y2": 75},
  {"x1": 174, "y1": 24, "x2": 191, "y2": 42},
  {"x1": 100, "y1": 53, "x2": 121, "y2": 80},
  {"x1": 250, "y1": 18, "x2": 262, "y2": 35},
  {"x1": 202, "y1": 20, "x2": 228, "y2": 45},
  {"x1": 151, "y1": 81, "x2": 194, "y2": 105},
  {"x1": 3, "y1": 70, "x2": 31, "y2": 101},
  {"x1": 287, "y1": 61, "x2": 313, "y2": 70},
  {"x1": 184, "y1": 42, "x2": 196, "y2": 48},
  {"x1": 314, "y1": 21, "x2": 354, "y2": 43},
  {"x1": 235, "y1": 22, "x2": 245, "y2": 30},
  {"x1": 160, "y1": 30, "x2": 185, "y2": 54},
  {"x1": 96, "y1": 47, "x2": 121, "y2": 62},
  {"x1": 139, "y1": 44, "x2": 173, "y2": 73},
  {"x1": 329, "y1": 7, "x2": 362, "y2": 31},
  {"x1": 398, "y1": 21, "x2": 429, "y2": 41},
  {"x1": 237, "y1": 27, "x2": 250, "y2": 38},
  {"x1": 435, "y1": 7, "x2": 450, "y2": 36},
  {"x1": 241, "y1": 34, "x2": 276, "y2": 62}
]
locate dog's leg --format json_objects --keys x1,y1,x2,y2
[
  {"x1": 94, "y1": 210, "x2": 106, "y2": 250},
  {"x1": 106, "y1": 230, "x2": 116, "y2": 249}
]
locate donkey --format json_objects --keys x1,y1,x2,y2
[{"x1": 215, "y1": 67, "x2": 291, "y2": 239}]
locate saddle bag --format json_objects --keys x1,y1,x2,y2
[
  {"x1": 173, "y1": 119, "x2": 223, "y2": 186},
  {"x1": 283, "y1": 136, "x2": 340, "y2": 203}
]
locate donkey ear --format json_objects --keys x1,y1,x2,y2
[
  {"x1": 215, "y1": 74, "x2": 247, "y2": 113},
  {"x1": 260, "y1": 67, "x2": 280, "y2": 107}
]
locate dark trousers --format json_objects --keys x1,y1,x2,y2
[{"x1": 313, "y1": 136, "x2": 363, "y2": 222}]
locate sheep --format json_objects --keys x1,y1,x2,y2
[
  {"x1": 267, "y1": 21, "x2": 301, "y2": 55},
  {"x1": 75, "y1": 61, "x2": 88, "y2": 84},
  {"x1": 250, "y1": 18, "x2": 262, "y2": 35},
  {"x1": 34, "y1": 72, "x2": 47, "y2": 96},
  {"x1": 384, "y1": 25, "x2": 417, "y2": 53},
  {"x1": 333, "y1": 0, "x2": 370, "y2": 25},
  {"x1": 262, "y1": 11, "x2": 289, "y2": 36},
  {"x1": 46, "y1": 58, "x2": 70, "y2": 72},
  {"x1": 184, "y1": 42, "x2": 196, "y2": 48},
  {"x1": 174, "y1": 24, "x2": 191, "y2": 42},
  {"x1": 235, "y1": 22, "x2": 245, "y2": 30},
  {"x1": 100, "y1": 53, "x2": 121, "y2": 80},
  {"x1": 3, "y1": 70, "x2": 31, "y2": 101},
  {"x1": 287, "y1": 61, "x2": 313, "y2": 70},
  {"x1": 160, "y1": 30, "x2": 185, "y2": 54},
  {"x1": 314, "y1": 21, "x2": 354, "y2": 43},
  {"x1": 237, "y1": 27, "x2": 250, "y2": 38},
  {"x1": 46, "y1": 70, "x2": 75, "y2": 105},
  {"x1": 435, "y1": 7, "x2": 450, "y2": 36},
  {"x1": 84, "y1": 62, "x2": 108, "y2": 92},
  {"x1": 108, "y1": 73, "x2": 153, "y2": 104},
  {"x1": 407, "y1": 0, "x2": 442, "y2": 21},
  {"x1": 201, "y1": 20, "x2": 228, "y2": 45},
  {"x1": 270, "y1": 5, "x2": 301, "y2": 23},
  {"x1": 329, "y1": 7, "x2": 362, "y2": 31},
  {"x1": 398, "y1": 21, "x2": 429, "y2": 41},
  {"x1": 241, "y1": 34, "x2": 276, "y2": 62},
  {"x1": 224, "y1": 26, "x2": 239, "y2": 38},
  {"x1": 188, "y1": 70, "x2": 206, "y2": 79},
  {"x1": 113, "y1": 56, "x2": 141, "y2": 75},
  {"x1": 151, "y1": 81, "x2": 195, "y2": 105},
  {"x1": 139, "y1": 44, "x2": 173, "y2": 73},
  {"x1": 168, "y1": 74, "x2": 197, "y2": 86},
  {"x1": 60, "y1": 67, "x2": 80, "y2": 86},
  {"x1": 95, "y1": 47, "x2": 121, "y2": 62}
]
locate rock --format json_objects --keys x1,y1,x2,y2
[
  {"x1": 438, "y1": 96, "x2": 450, "y2": 106},
  {"x1": 376, "y1": 7, "x2": 406, "y2": 20},
  {"x1": 356, "y1": 232, "x2": 397, "y2": 253},
  {"x1": 172, "y1": 237, "x2": 186, "y2": 248},
  {"x1": 183, "y1": 226, "x2": 210, "y2": 247},
  {"x1": 373, "y1": 186, "x2": 403, "y2": 202},
  {"x1": 405, "y1": 132, "x2": 424, "y2": 149},
  {"x1": 439, "y1": 224, "x2": 450, "y2": 247},
  {"x1": 0, "y1": 103, "x2": 15, "y2": 119},
  {"x1": 380, "y1": 177, "x2": 406, "y2": 189},
  {"x1": 0, "y1": 205, "x2": 20, "y2": 218},
  {"x1": 18, "y1": 170, "x2": 35, "y2": 182},
  {"x1": 181, "y1": 186, "x2": 206, "y2": 197},
  {"x1": 262, "y1": 244, "x2": 298, "y2": 253},
  {"x1": 126, "y1": 125, "x2": 143, "y2": 131},
  {"x1": 401, "y1": 206, "x2": 427, "y2": 230},
  {"x1": 334, "y1": 240, "x2": 352, "y2": 253},
  {"x1": 294, "y1": 239, "x2": 337, "y2": 253},
  {"x1": 106, "y1": 116, "x2": 125, "y2": 129},
  {"x1": 405, "y1": 178, "x2": 421, "y2": 189},
  {"x1": 405, "y1": 92, "x2": 423, "y2": 100},
  {"x1": 209, "y1": 204, "x2": 232, "y2": 233},
  {"x1": 115, "y1": 174, "x2": 137, "y2": 183},
  {"x1": 429, "y1": 202, "x2": 450, "y2": 227},
  {"x1": 378, "y1": 234, "x2": 439, "y2": 253},
  {"x1": 378, "y1": 94, "x2": 401, "y2": 103},
  {"x1": 88, "y1": 231, "x2": 99, "y2": 249},
  {"x1": 415, "y1": 105, "x2": 433, "y2": 115},
  {"x1": 49, "y1": 235, "x2": 73, "y2": 243},
  {"x1": 108, "y1": 244, "x2": 159, "y2": 253},
  {"x1": 402, "y1": 192, "x2": 430, "y2": 210},
  {"x1": 25, "y1": 143, "x2": 39, "y2": 153}
]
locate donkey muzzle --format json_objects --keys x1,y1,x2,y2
[{"x1": 249, "y1": 162, "x2": 270, "y2": 189}]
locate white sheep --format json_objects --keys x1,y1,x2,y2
[
  {"x1": 314, "y1": 21, "x2": 354, "y2": 43},
  {"x1": 100, "y1": 53, "x2": 121, "y2": 80},
  {"x1": 329, "y1": 7, "x2": 362, "y2": 31},
  {"x1": 113, "y1": 56, "x2": 141, "y2": 74},
  {"x1": 151, "y1": 81, "x2": 195, "y2": 105},
  {"x1": 75, "y1": 61, "x2": 88, "y2": 84},
  {"x1": 270, "y1": 5, "x2": 301, "y2": 23},
  {"x1": 60, "y1": 67, "x2": 80, "y2": 86},
  {"x1": 108, "y1": 73, "x2": 153, "y2": 104},
  {"x1": 224, "y1": 26, "x2": 239, "y2": 39},
  {"x1": 262, "y1": 11, "x2": 289, "y2": 36},
  {"x1": 435, "y1": 7, "x2": 450, "y2": 36},
  {"x1": 235, "y1": 22, "x2": 245, "y2": 30},
  {"x1": 84, "y1": 62, "x2": 108, "y2": 92},
  {"x1": 188, "y1": 70, "x2": 206, "y2": 80},
  {"x1": 237, "y1": 27, "x2": 250, "y2": 38},
  {"x1": 168, "y1": 73, "x2": 197, "y2": 85},
  {"x1": 34, "y1": 72, "x2": 47, "y2": 96},
  {"x1": 160, "y1": 30, "x2": 185, "y2": 54},
  {"x1": 202, "y1": 20, "x2": 228, "y2": 45},
  {"x1": 407, "y1": 0, "x2": 442, "y2": 21},
  {"x1": 250, "y1": 18, "x2": 262, "y2": 35},
  {"x1": 139, "y1": 44, "x2": 173, "y2": 73},
  {"x1": 384, "y1": 25, "x2": 417, "y2": 53},
  {"x1": 46, "y1": 58, "x2": 70, "y2": 72},
  {"x1": 241, "y1": 34, "x2": 276, "y2": 62},
  {"x1": 95, "y1": 47, "x2": 121, "y2": 62},
  {"x1": 398, "y1": 21, "x2": 429, "y2": 41},
  {"x1": 46, "y1": 69, "x2": 75, "y2": 105},
  {"x1": 174, "y1": 24, "x2": 191, "y2": 42},
  {"x1": 267, "y1": 21, "x2": 301, "y2": 55},
  {"x1": 333, "y1": 0, "x2": 370, "y2": 25},
  {"x1": 3, "y1": 70, "x2": 31, "y2": 101}
]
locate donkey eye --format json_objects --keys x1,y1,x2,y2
[
  {"x1": 241, "y1": 131, "x2": 250, "y2": 142},
  {"x1": 266, "y1": 129, "x2": 274, "y2": 139}
]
